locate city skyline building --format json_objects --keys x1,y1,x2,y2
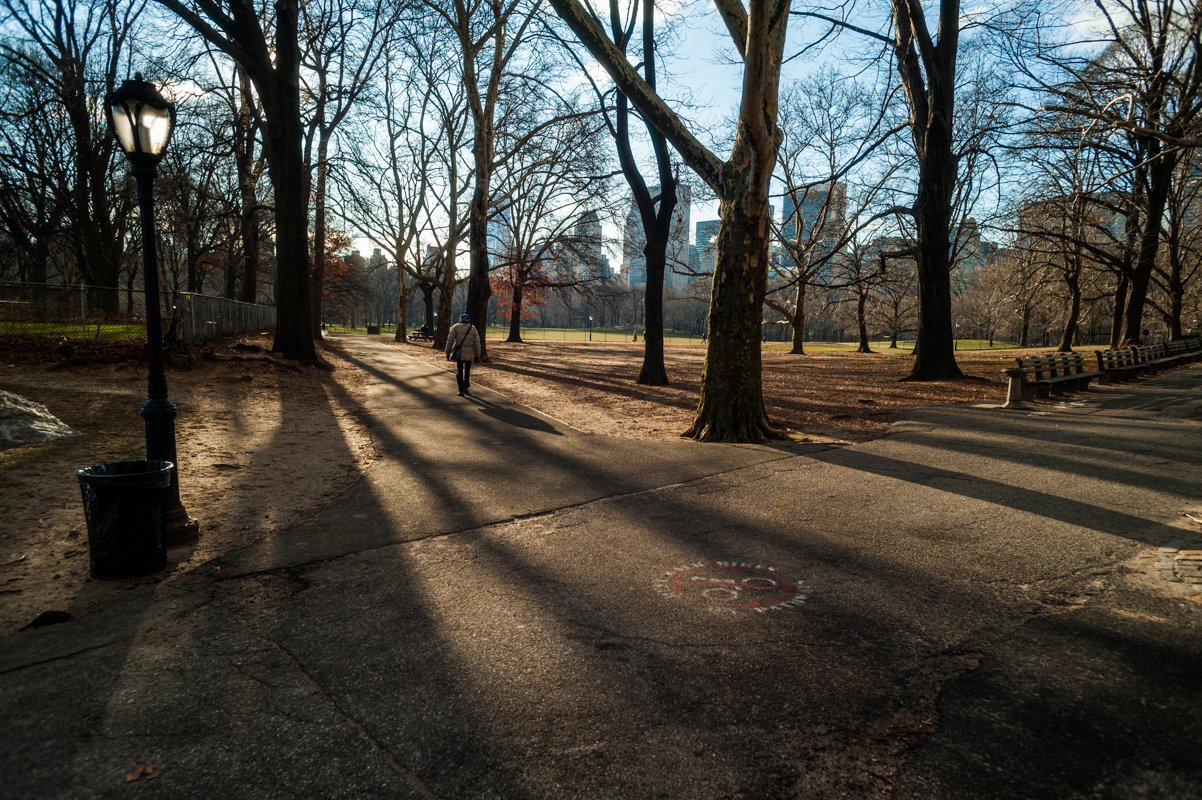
[
  {"x1": 780, "y1": 183, "x2": 846, "y2": 282},
  {"x1": 695, "y1": 219, "x2": 721, "y2": 277},
  {"x1": 572, "y1": 210, "x2": 607, "y2": 279}
]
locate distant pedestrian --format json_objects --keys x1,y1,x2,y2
[{"x1": 446, "y1": 313, "x2": 481, "y2": 396}]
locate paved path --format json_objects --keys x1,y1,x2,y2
[{"x1": 3, "y1": 334, "x2": 1201, "y2": 800}]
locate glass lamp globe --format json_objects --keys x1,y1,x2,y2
[{"x1": 105, "y1": 73, "x2": 175, "y2": 160}]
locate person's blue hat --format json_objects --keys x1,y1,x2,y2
[{"x1": 460, "y1": 314, "x2": 470, "y2": 321}]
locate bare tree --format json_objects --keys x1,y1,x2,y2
[
  {"x1": 793, "y1": 0, "x2": 978, "y2": 380},
  {"x1": 0, "y1": 0, "x2": 142, "y2": 299},
  {"x1": 551, "y1": 0, "x2": 790, "y2": 441},
  {"x1": 156, "y1": 0, "x2": 318, "y2": 361},
  {"x1": 334, "y1": 44, "x2": 450, "y2": 344},
  {"x1": 1153, "y1": 147, "x2": 1202, "y2": 339},
  {"x1": 1011, "y1": 0, "x2": 1202, "y2": 344},
  {"x1": 488, "y1": 106, "x2": 615, "y2": 341},
  {"x1": 300, "y1": 0, "x2": 396, "y2": 337},
  {"x1": 769, "y1": 69, "x2": 903, "y2": 355}
]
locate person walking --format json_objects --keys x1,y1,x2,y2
[{"x1": 446, "y1": 313, "x2": 482, "y2": 396}]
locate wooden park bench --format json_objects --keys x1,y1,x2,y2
[
  {"x1": 1001, "y1": 352, "x2": 1103, "y2": 407},
  {"x1": 407, "y1": 329, "x2": 434, "y2": 343},
  {"x1": 1094, "y1": 347, "x2": 1149, "y2": 383},
  {"x1": 1003, "y1": 336, "x2": 1202, "y2": 409}
]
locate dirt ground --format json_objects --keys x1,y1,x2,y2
[
  {"x1": 0, "y1": 331, "x2": 1020, "y2": 636},
  {"x1": 0, "y1": 333, "x2": 375, "y2": 636}
]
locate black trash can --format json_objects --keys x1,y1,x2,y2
[{"x1": 76, "y1": 460, "x2": 173, "y2": 580}]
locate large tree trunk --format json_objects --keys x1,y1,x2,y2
[
  {"x1": 261, "y1": 4, "x2": 317, "y2": 362},
  {"x1": 637, "y1": 223, "x2": 670, "y2": 385},
  {"x1": 465, "y1": 162, "x2": 492, "y2": 359},
  {"x1": 895, "y1": 0, "x2": 962, "y2": 381},
  {"x1": 684, "y1": 187, "x2": 775, "y2": 441},
  {"x1": 1121, "y1": 152, "x2": 1175, "y2": 345},
  {"x1": 908, "y1": 188, "x2": 961, "y2": 378},
  {"x1": 507, "y1": 284, "x2": 524, "y2": 342}
]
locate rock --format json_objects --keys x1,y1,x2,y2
[{"x1": 0, "y1": 391, "x2": 81, "y2": 446}]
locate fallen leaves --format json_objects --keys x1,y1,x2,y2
[{"x1": 124, "y1": 765, "x2": 160, "y2": 782}]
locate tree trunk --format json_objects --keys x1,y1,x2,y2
[
  {"x1": 1121, "y1": 152, "x2": 1175, "y2": 346},
  {"x1": 507, "y1": 284, "x2": 524, "y2": 342},
  {"x1": 235, "y1": 68, "x2": 260, "y2": 305},
  {"x1": 1058, "y1": 274, "x2": 1082, "y2": 352},
  {"x1": 436, "y1": 266, "x2": 455, "y2": 350},
  {"x1": 420, "y1": 282, "x2": 436, "y2": 328},
  {"x1": 856, "y1": 290, "x2": 872, "y2": 353},
  {"x1": 684, "y1": 190, "x2": 775, "y2": 442},
  {"x1": 895, "y1": 0, "x2": 962, "y2": 381},
  {"x1": 261, "y1": 3, "x2": 317, "y2": 362},
  {"x1": 789, "y1": 281, "x2": 806, "y2": 354},
  {"x1": 908, "y1": 189, "x2": 962, "y2": 378},
  {"x1": 1019, "y1": 303, "x2": 1030, "y2": 347},
  {"x1": 637, "y1": 235, "x2": 669, "y2": 384},
  {"x1": 1110, "y1": 273, "x2": 1128, "y2": 349},
  {"x1": 310, "y1": 130, "x2": 329, "y2": 338}
]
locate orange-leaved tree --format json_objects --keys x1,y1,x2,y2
[{"x1": 490, "y1": 259, "x2": 549, "y2": 338}]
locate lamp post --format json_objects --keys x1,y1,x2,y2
[
  {"x1": 105, "y1": 74, "x2": 199, "y2": 542},
  {"x1": 589, "y1": 315, "x2": 593, "y2": 342}
]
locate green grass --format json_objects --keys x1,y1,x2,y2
[{"x1": 0, "y1": 321, "x2": 147, "y2": 340}]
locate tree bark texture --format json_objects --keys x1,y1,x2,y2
[
  {"x1": 686, "y1": 191, "x2": 776, "y2": 441},
  {"x1": 856, "y1": 290, "x2": 872, "y2": 353},
  {"x1": 1121, "y1": 151, "x2": 1175, "y2": 345},
  {"x1": 893, "y1": 0, "x2": 963, "y2": 381},
  {"x1": 1057, "y1": 272, "x2": 1081, "y2": 353},
  {"x1": 259, "y1": 1, "x2": 317, "y2": 361}
]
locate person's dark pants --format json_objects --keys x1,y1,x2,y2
[{"x1": 456, "y1": 359, "x2": 472, "y2": 393}]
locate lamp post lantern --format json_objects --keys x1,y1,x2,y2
[{"x1": 105, "y1": 74, "x2": 199, "y2": 542}]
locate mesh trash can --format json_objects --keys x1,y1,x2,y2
[{"x1": 76, "y1": 460, "x2": 173, "y2": 580}]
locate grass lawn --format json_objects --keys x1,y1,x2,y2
[{"x1": 0, "y1": 321, "x2": 148, "y2": 341}]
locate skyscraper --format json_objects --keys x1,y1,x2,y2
[
  {"x1": 573, "y1": 210, "x2": 604, "y2": 278},
  {"x1": 780, "y1": 182, "x2": 846, "y2": 280},
  {"x1": 695, "y1": 219, "x2": 721, "y2": 277}
]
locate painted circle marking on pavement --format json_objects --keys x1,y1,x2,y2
[{"x1": 654, "y1": 563, "x2": 808, "y2": 612}]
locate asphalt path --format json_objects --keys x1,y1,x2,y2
[{"x1": 3, "y1": 334, "x2": 1201, "y2": 800}]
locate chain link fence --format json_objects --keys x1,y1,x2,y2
[{"x1": 0, "y1": 282, "x2": 275, "y2": 344}]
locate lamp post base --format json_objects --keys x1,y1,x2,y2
[{"x1": 165, "y1": 508, "x2": 200, "y2": 543}]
